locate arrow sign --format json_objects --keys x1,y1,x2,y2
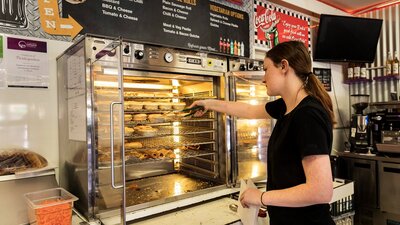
[{"x1": 38, "y1": 0, "x2": 82, "y2": 38}]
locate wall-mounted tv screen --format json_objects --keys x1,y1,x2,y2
[{"x1": 313, "y1": 14, "x2": 382, "y2": 63}]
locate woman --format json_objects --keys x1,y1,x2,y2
[{"x1": 189, "y1": 41, "x2": 335, "y2": 225}]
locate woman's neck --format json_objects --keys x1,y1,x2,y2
[{"x1": 283, "y1": 87, "x2": 308, "y2": 115}]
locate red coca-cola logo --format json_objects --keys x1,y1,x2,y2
[{"x1": 255, "y1": 5, "x2": 278, "y2": 32}]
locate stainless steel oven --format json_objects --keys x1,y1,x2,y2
[{"x1": 57, "y1": 35, "x2": 229, "y2": 224}]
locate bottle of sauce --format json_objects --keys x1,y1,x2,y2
[
  {"x1": 347, "y1": 62, "x2": 354, "y2": 79},
  {"x1": 354, "y1": 63, "x2": 361, "y2": 79},
  {"x1": 360, "y1": 63, "x2": 367, "y2": 78},
  {"x1": 393, "y1": 51, "x2": 399, "y2": 75},
  {"x1": 386, "y1": 51, "x2": 393, "y2": 76}
]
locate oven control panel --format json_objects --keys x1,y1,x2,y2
[{"x1": 121, "y1": 42, "x2": 227, "y2": 73}]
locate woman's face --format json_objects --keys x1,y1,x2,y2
[{"x1": 263, "y1": 57, "x2": 283, "y2": 96}]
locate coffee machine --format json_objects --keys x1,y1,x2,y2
[
  {"x1": 369, "y1": 109, "x2": 400, "y2": 154},
  {"x1": 349, "y1": 94, "x2": 370, "y2": 153}
]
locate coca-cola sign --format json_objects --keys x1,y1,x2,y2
[
  {"x1": 254, "y1": 2, "x2": 309, "y2": 49},
  {"x1": 255, "y1": 5, "x2": 278, "y2": 32}
]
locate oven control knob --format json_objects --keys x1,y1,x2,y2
[
  {"x1": 164, "y1": 52, "x2": 174, "y2": 63},
  {"x1": 134, "y1": 50, "x2": 144, "y2": 60},
  {"x1": 239, "y1": 64, "x2": 246, "y2": 71},
  {"x1": 123, "y1": 45, "x2": 130, "y2": 55}
]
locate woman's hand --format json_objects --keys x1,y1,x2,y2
[
  {"x1": 188, "y1": 100, "x2": 210, "y2": 117},
  {"x1": 239, "y1": 188, "x2": 264, "y2": 208}
]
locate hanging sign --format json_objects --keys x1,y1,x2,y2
[
  {"x1": 61, "y1": 0, "x2": 250, "y2": 57},
  {"x1": 254, "y1": 1, "x2": 310, "y2": 49},
  {"x1": 37, "y1": 0, "x2": 82, "y2": 38}
]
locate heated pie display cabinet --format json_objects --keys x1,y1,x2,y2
[{"x1": 57, "y1": 35, "x2": 273, "y2": 224}]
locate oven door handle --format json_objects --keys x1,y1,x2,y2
[{"x1": 110, "y1": 101, "x2": 123, "y2": 189}]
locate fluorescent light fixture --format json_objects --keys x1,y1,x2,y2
[
  {"x1": 94, "y1": 81, "x2": 173, "y2": 89},
  {"x1": 172, "y1": 79, "x2": 180, "y2": 86}
]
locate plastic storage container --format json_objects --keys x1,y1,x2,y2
[{"x1": 24, "y1": 188, "x2": 78, "y2": 225}]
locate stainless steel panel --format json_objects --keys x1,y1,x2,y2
[
  {"x1": 379, "y1": 162, "x2": 400, "y2": 214},
  {"x1": 338, "y1": 157, "x2": 379, "y2": 209},
  {"x1": 58, "y1": 36, "x2": 229, "y2": 223}
]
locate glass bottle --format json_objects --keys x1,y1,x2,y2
[
  {"x1": 393, "y1": 51, "x2": 399, "y2": 75},
  {"x1": 347, "y1": 62, "x2": 354, "y2": 79},
  {"x1": 386, "y1": 51, "x2": 393, "y2": 76},
  {"x1": 219, "y1": 37, "x2": 223, "y2": 52},
  {"x1": 353, "y1": 63, "x2": 360, "y2": 79},
  {"x1": 360, "y1": 63, "x2": 367, "y2": 78}
]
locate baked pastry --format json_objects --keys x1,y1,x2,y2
[
  {"x1": 164, "y1": 112, "x2": 177, "y2": 121},
  {"x1": 124, "y1": 114, "x2": 132, "y2": 122},
  {"x1": 158, "y1": 149, "x2": 176, "y2": 159},
  {"x1": 148, "y1": 114, "x2": 165, "y2": 123},
  {"x1": 143, "y1": 102, "x2": 158, "y2": 110},
  {"x1": 134, "y1": 125, "x2": 158, "y2": 137},
  {"x1": 136, "y1": 92, "x2": 154, "y2": 97},
  {"x1": 125, "y1": 101, "x2": 143, "y2": 111},
  {"x1": 124, "y1": 127, "x2": 134, "y2": 136},
  {"x1": 158, "y1": 102, "x2": 172, "y2": 110},
  {"x1": 172, "y1": 102, "x2": 186, "y2": 110},
  {"x1": 154, "y1": 92, "x2": 173, "y2": 97},
  {"x1": 125, "y1": 142, "x2": 143, "y2": 149},
  {"x1": 133, "y1": 113, "x2": 147, "y2": 121},
  {"x1": 0, "y1": 149, "x2": 48, "y2": 175}
]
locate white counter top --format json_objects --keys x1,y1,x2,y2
[{"x1": 72, "y1": 197, "x2": 269, "y2": 225}]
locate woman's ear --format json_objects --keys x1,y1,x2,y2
[{"x1": 280, "y1": 59, "x2": 289, "y2": 73}]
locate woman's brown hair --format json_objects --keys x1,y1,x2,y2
[{"x1": 266, "y1": 41, "x2": 335, "y2": 125}]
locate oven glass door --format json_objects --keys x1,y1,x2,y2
[
  {"x1": 91, "y1": 41, "x2": 126, "y2": 223},
  {"x1": 95, "y1": 67, "x2": 225, "y2": 214},
  {"x1": 228, "y1": 71, "x2": 273, "y2": 185}
]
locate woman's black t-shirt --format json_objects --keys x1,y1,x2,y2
[{"x1": 265, "y1": 96, "x2": 334, "y2": 225}]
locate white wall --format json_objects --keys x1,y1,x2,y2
[{"x1": 0, "y1": 33, "x2": 71, "y2": 168}]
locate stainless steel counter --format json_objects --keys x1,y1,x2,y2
[{"x1": 336, "y1": 151, "x2": 400, "y2": 163}]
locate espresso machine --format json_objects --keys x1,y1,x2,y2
[{"x1": 349, "y1": 94, "x2": 370, "y2": 153}]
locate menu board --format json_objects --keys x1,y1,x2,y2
[
  {"x1": 62, "y1": 0, "x2": 249, "y2": 57},
  {"x1": 313, "y1": 68, "x2": 331, "y2": 92}
]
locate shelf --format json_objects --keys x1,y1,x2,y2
[
  {"x1": 343, "y1": 78, "x2": 372, "y2": 84},
  {"x1": 98, "y1": 148, "x2": 216, "y2": 167},
  {"x1": 124, "y1": 117, "x2": 215, "y2": 125},
  {"x1": 370, "y1": 101, "x2": 400, "y2": 109},
  {"x1": 125, "y1": 125, "x2": 215, "y2": 139},
  {"x1": 0, "y1": 166, "x2": 56, "y2": 181},
  {"x1": 133, "y1": 136, "x2": 215, "y2": 149},
  {"x1": 124, "y1": 96, "x2": 217, "y2": 100},
  {"x1": 373, "y1": 74, "x2": 400, "y2": 81}
]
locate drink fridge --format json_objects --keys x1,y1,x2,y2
[
  {"x1": 56, "y1": 35, "x2": 272, "y2": 224},
  {"x1": 225, "y1": 59, "x2": 275, "y2": 185}
]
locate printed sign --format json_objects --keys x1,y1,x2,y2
[
  {"x1": 61, "y1": 0, "x2": 250, "y2": 57},
  {"x1": 6, "y1": 37, "x2": 49, "y2": 88},
  {"x1": 254, "y1": 1, "x2": 310, "y2": 49}
]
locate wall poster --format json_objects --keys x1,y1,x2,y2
[{"x1": 253, "y1": 1, "x2": 310, "y2": 50}]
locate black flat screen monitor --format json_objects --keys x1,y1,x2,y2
[{"x1": 313, "y1": 14, "x2": 382, "y2": 63}]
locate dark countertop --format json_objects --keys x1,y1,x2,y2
[{"x1": 336, "y1": 151, "x2": 400, "y2": 163}]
